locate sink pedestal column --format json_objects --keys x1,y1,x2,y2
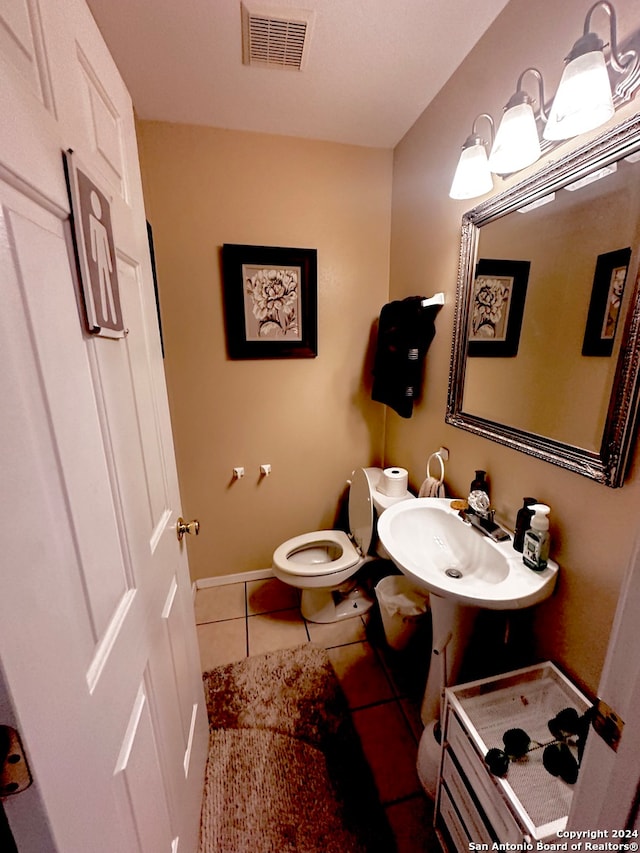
[
  {"x1": 420, "y1": 595, "x2": 479, "y2": 724},
  {"x1": 417, "y1": 595, "x2": 480, "y2": 798}
]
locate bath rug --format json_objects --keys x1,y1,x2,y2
[{"x1": 200, "y1": 644, "x2": 396, "y2": 852}]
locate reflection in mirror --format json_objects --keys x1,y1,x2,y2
[
  {"x1": 465, "y1": 159, "x2": 639, "y2": 449},
  {"x1": 446, "y1": 112, "x2": 640, "y2": 487}
]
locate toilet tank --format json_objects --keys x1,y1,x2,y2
[{"x1": 349, "y1": 467, "x2": 415, "y2": 558}]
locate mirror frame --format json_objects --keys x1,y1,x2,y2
[{"x1": 446, "y1": 111, "x2": 640, "y2": 488}]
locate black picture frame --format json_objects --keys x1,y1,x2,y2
[
  {"x1": 147, "y1": 221, "x2": 164, "y2": 357},
  {"x1": 221, "y1": 244, "x2": 318, "y2": 359},
  {"x1": 467, "y1": 258, "x2": 530, "y2": 357},
  {"x1": 582, "y1": 247, "x2": 631, "y2": 357}
]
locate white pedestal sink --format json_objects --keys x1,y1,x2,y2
[
  {"x1": 377, "y1": 498, "x2": 559, "y2": 725},
  {"x1": 378, "y1": 497, "x2": 559, "y2": 797}
]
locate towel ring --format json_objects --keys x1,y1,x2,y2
[{"x1": 427, "y1": 452, "x2": 445, "y2": 484}]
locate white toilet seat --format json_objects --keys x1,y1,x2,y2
[
  {"x1": 273, "y1": 529, "x2": 361, "y2": 582},
  {"x1": 271, "y1": 467, "x2": 414, "y2": 621}
]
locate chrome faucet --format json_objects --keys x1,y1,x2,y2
[{"x1": 459, "y1": 489, "x2": 511, "y2": 542}]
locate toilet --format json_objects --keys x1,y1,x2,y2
[{"x1": 272, "y1": 466, "x2": 414, "y2": 623}]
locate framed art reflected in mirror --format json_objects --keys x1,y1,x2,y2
[
  {"x1": 468, "y1": 258, "x2": 530, "y2": 358},
  {"x1": 582, "y1": 247, "x2": 632, "y2": 357}
]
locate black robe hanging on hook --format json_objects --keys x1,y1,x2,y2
[{"x1": 371, "y1": 296, "x2": 440, "y2": 418}]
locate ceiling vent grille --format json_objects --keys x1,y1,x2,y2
[{"x1": 241, "y1": 4, "x2": 314, "y2": 70}]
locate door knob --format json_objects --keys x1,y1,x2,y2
[{"x1": 176, "y1": 517, "x2": 200, "y2": 542}]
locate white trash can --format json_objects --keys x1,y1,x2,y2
[{"x1": 375, "y1": 575, "x2": 429, "y2": 651}]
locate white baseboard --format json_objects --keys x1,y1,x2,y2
[{"x1": 195, "y1": 568, "x2": 274, "y2": 589}]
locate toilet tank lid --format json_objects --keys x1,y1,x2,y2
[
  {"x1": 372, "y1": 489, "x2": 414, "y2": 512},
  {"x1": 348, "y1": 467, "x2": 379, "y2": 555}
]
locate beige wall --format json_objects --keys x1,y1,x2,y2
[
  {"x1": 388, "y1": 0, "x2": 640, "y2": 695},
  {"x1": 137, "y1": 123, "x2": 392, "y2": 581}
]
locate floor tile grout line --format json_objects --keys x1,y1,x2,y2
[
  {"x1": 382, "y1": 791, "x2": 431, "y2": 809},
  {"x1": 395, "y1": 696, "x2": 424, "y2": 744},
  {"x1": 196, "y1": 614, "x2": 248, "y2": 627},
  {"x1": 349, "y1": 695, "x2": 402, "y2": 714},
  {"x1": 247, "y1": 604, "x2": 305, "y2": 618},
  {"x1": 396, "y1": 696, "x2": 422, "y2": 746},
  {"x1": 351, "y1": 695, "x2": 423, "y2": 746},
  {"x1": 370, "y1": 640, "x2": 405, "y2": 699},
  {"x1": 199, "y1": 607, "x2": 306, "y2": 627}
]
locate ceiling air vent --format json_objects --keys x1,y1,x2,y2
[{"x1": 241, "y1": 4, "x2": 314, "y2": 71}]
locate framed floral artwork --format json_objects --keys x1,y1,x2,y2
[
  {"x1": 582, "y1": 247, "x2": 631, "y2": 357},
  {"x1": 467, "y1": 258, "x2": 530, "y2": 357},
  {"x1": 222, "y1": 244, "x2": 317, "y2": 359}
]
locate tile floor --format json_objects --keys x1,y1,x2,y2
[{"x1": 195, "y1": 576, "x2": 439, "y2": 853}]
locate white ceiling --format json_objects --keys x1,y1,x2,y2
[{"x1": 85, "y1": 0, "x2": 511, "y2": 149}]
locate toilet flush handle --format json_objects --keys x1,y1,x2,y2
[{"x1": 176, "y1": 517, "x2": 200, "y2": 542}]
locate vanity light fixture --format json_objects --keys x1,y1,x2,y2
[
  {"x1": 544, "y1": 5, "x2": 617, "y2": 140},
  {"x1": 545, "y1": 1, "x2": 639, "y2": 139},
  {"x1": 450, "y1": 0, "x2": 639, "y2": 200},
  {"x1": 489, "y1": 69, "x2": 547, "y2": 174},
  {"x1": 449, "y1": 114, "x2": 495, "y2": 200}
]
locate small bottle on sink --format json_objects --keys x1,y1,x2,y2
[
  {"x1": 513, "y1": 497, "x2": 537, "y2": 552},
  {"x1": 523, "y1": 504, "x2": 551, "y2": 571},
  {"x1": 470, "y1": 470, "x2": 489, "y2": 496}
]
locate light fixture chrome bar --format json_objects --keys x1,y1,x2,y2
[{"x1": 584, "y1": 1, "x2": 639, "y2": 99}]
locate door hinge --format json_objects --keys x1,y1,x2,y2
[
  {"x1": 0, "y1": 726, "x2": 32, "y2": 797},
  {"x1": 591, "y1": 698, "x2": 625, "y2": 752}
]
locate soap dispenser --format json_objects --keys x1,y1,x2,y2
[
  {"x1": 513, "y1": 497, "x2": 537, "y2": 552},
  {"x1": 470, "y1": 470, "x2": 489, "y2": 495},
  {"x1": 523, "y1": 504, "x2": 551, "y2": 571}
]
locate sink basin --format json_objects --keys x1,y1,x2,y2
[
  {"x1": 377, "y1": 497, "x2": 559, "y2": 729},
  {"x1": 377, "y1": 497, "x2": 558, "y2": 609}
]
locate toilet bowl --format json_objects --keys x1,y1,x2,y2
[{"x1": 272, "y1": 467, "x2": 414, "y2": 623}]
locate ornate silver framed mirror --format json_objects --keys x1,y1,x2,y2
[{"x1": 446, "y1": 112, "x2": 640, "y2": 487}]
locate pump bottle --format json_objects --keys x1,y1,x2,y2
[
  {"x1": 513, "y1": 497, "x2": 537, "y2": 552},
  {"x1": 522, "y1": 504, "x2": 551, "y2": 571}
]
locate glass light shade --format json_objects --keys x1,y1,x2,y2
[
  {"x1": 449, "y1": 142, "x2": 493, "y2": 200},
  {"x1": 489, "y1": 101, "x2": 541, "y2": 173},
  {"x1": 543, "y1": 49, "x2": 614, "y2": 141}
]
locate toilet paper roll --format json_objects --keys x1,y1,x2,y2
[{"x1": 378, "y1": 467, "x2": 409, "y2": 497}]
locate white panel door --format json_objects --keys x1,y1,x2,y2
[
  {"x1": 0, "y1": 0, "x2": 208, "y2": 850},
  {"x1": 568, "y1": 527, "x2": 640, "y2": 829}
]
